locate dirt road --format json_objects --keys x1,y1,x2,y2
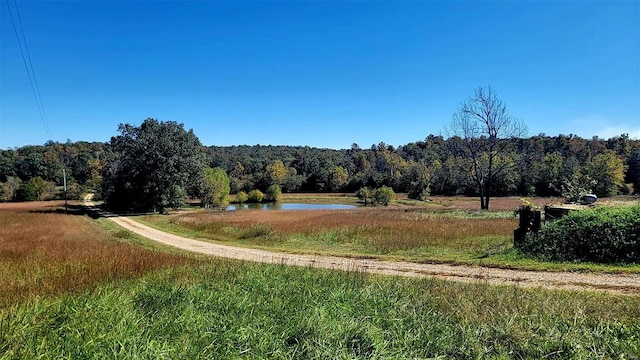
[{"x1": 85, "y1": 197, "x2": 640, "y2": 296}]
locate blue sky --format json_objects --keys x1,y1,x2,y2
[{"x1": 1, "y1": 1, "x2": 639, "y2": 149}]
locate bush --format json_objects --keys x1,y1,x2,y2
[
  {"x1": 65, "y1": 182, "x2": 83, "y2": 200},
  {"x1": 265, "y1": 184, "x2": 282, "y2": 202},
  {"x1": 247, "y1": 189, "x2": 264, "y2": 203},
  {"x1": 375, "y1": 186, "x2": 396, "y2": 206},
  {"x1": 522, "y1": 206, "x2": 640, "y2": 264},
  {"x1": 235, "y1": 191, "x2": 248, "y2": 203},
  {"x1": 356, "y1": 187, "x2": 375, "y2": 205},
  {"x1": 356, "y1": 186, "x2": 396, "y2": 206}
]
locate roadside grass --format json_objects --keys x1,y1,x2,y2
[
  {"x1": 0, "y1": 201, "x2": 201, "y2": 308},
  {"x1": 137, "y1": 208, "x2": 640, "y2": 273},
  {"x1": 2, "y1": 260, "x2": 639, "y2": 359}
]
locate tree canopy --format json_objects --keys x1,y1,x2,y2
[
  {"x1": 101, "y1": 118, "x2": 207, "y2": 212},
  {"x1": 2, "y1": 125, "x2": 639, "y2": 207}
]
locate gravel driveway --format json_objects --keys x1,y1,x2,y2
[{"x1": 85, "y1": 196, "x2": 640, "y2": 296}]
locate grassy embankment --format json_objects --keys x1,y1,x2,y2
[
  {"x1": 139, "y1": 195, "x2": 640, "y2": 273},
  {"x1": 2, "y1": 201, "x2": 639, "y2": 358}
]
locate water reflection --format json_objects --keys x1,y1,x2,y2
[{"x1": 226, "y1": 203, "x2": 357, "y2": 211}]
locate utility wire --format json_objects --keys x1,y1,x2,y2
[
  {"x1": 13, "y1": 0, "x2": 50, "y2": 139},
  {"x1": 4, "y1": 0, "x2": 52, "y2": 141}
]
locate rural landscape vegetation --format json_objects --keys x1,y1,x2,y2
[
  {"x1": 2, "y1": 0, "x2": 640, "y2": 358},
  {"x1": 2, "y1": 85, "x2": 640, "y2": 358}
]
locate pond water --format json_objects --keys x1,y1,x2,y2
[{"x1": 226, "y1": 203, "x2": 357, "y2": 211}]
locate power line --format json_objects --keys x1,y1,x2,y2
[{"x1": 4, "y1": 0, "x2": 52, "y2": 141}]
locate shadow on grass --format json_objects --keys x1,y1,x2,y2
[
  {"x1": 30, "y1": 204, "x2": 102, "y2": 218},
  {"x1": 29, "y1": 204, "x2": 156, "y2": 219}
]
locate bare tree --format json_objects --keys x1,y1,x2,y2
[{"x1": 446, "y1": 86, "x2": 527, "y2": 209}]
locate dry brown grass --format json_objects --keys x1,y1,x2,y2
[
  {"x1": 423, "y1": 196, "x2": 557, "y2": 210},
  {"x1": 171, "y1": 208, "x2": 517, "y2": 253},
  {"x1": 0, "y1": 201, "x2": 199, "y2": 307}
]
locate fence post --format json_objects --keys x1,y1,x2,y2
[{"x1": 514, "y1": 209, "x2": 541, "y2": 248}]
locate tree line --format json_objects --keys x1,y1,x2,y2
[
  {"x1": 1, "y1": 87, "x2": 638, "y2": 211},
  {"x1": 1, "y1": 129, "x2": 637, "y2": 205}
]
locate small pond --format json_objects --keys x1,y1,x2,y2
[{"x1": 226, "y1": 203, "x2": 357, "y2": 211}]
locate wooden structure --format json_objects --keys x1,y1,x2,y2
[
  {"x1": 543, "y1": 204, "x2": 586, "y2": 223},
  {"x1": 514, "y1": 203, "x2": 591, "y2": 248},
  {"x1": 513, "y1": 208, "x2": 541, "y2": 248}
]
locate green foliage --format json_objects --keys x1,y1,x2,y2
[
  {"x1": 3, "y1": 132, "x2": 640, "y2": 200},
  {"x1": 586, "y1": 150, "x2": 627, "y2": 197},
  {"x1": 328, "y1": 165, "x2": 349, "y2": 192},
  {"x1": 65, "y1": 182, "x2": 83, "y2": 200},
  {"x1": 266, "y1": 160, "x2": 288, "y2": 186},
  {"x1": 0, "y1": 182, "x2": 10, "y2": 202},
  {"x1": 375, "y1": 186, "x2": 396, "y2": 206},
  {"x1": 247, "y1": 189, "x2": 264, "y2": 203},
  {"x1": 202, "y1": 167, "x2": 230, "y2": 209},
  {"x1": 407, "y1": 160, "x2": 441, "y2": 200},
  {"x1": 522, "y1": 206, "x2": 640, "y2": 264},
  {"x1": 14, "y1": 177, "x2": 56, "y2": 201},
  {"x1": 627, "y1": 148, "x2": 640, "y2": 195},
  {"x1": 265, "y1": 184, "x2": 282, "y2": 202},
  {"x1": 235, "y1": 191, "x2": 248, "y2": 203},
  {"x1": 101, "y1": 118, "x2": 207, "y2": 212},
  {"x1": 560, "y1": 171, "x2": 596, "y2": 204},
  {"x1": 1, "y1": 177, "x2": 21, "y2": 202},
  {"x1": 356, "y1": 186, "x2": 395, "y2": 206},
  {"x1": 533, "y1": 151, "x2": 564, "y2": 196},
  {"x1": 355, "y1": 187, "x2": 375, "y2": 205},
  {"x1": 15, "y1": 182, "x2": 37, "y2": 201}
]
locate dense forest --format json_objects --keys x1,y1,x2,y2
[{"x1": 1, "y1": 133, "x2": 638, "y2": 204}]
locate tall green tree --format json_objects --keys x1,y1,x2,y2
[
  {"x1": 202, "y1": 167, "x2": 230, "y2": 209},
  {"x1": 102, "y1": 118, "x2": 207, "y2": 212},
  {"x1": 446, "y1": 86, "x2": 527, "y2": 209},
  {"x1": 627, "y1": 147, "x2": 640, "y2": 194},
  {"x1": 328, "y1": 165, "x2": 349, "y2": 192},
  {"x1": 586, "y1": 150, "x2": 626, "y2": 197},
  {"x1": 266, "y1": 160, "x2": 288, "y2": 186}
]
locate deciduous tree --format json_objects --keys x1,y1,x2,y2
[
  {"x1": 202, "y1": 167, "x2": 230, "y2": 209},
  {"x1": 102, "y1": 118, "x2": 207, "y2": 212},
  {"x1": 586, "y1": 150, "x2": 626, "y2": 197},
  {"x1": 446, "y1": 86, "x2": 527, "y2": 209}
]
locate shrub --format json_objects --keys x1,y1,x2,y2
[
  {"x1": 356, "y1": 187, "x2": 375, "y2": 205},
  {"x1": 522, "y1": 206, "x2": 640, "y2": 264},
  {"x1": 65, "y1": 182, "x2": 83, "y2": 200},
  {"x1": 235, "y1": 191, "x2": 248, "y2": 203},
  {"x1": 375, "y1": 186, "x2": 396, "y2": 206},
  {"x1": 265, "y1": 184, "x2": 282, "y2": 202},
  {"x1": 247, "y1": 189, "x2": 264, "y2": 203},
  {"x1": 357, "y1": 186, "x2": 396, "y2": 206}
]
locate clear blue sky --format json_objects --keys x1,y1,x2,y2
[{"x1": 1, "y1": 1, "x2": 639, "y2": 150}]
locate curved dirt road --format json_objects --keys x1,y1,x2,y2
[{"x1": 86, "y1": 198, "x2": 640, "y2": 296}]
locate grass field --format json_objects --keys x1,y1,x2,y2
[
  {"x1": 2, "y1": 201, "x2": 640, "y2": 359},
  {"x1": 138, "y1": 199, "x2": 640, "y2": 273},
  {"x1": 3, "y1": 255, "x2": 640, "y2": 358},
  {"x1": 0, "y1": 201, "x2": 201, "y2": 308}
]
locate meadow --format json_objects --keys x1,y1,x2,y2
[
  {"x1": 2, "y1": 201, "x2": 640, "y2": 359},
  {"x1": 0, "y1": 201, "x2": 201, "y2": 307},
  {"x1": 139, "y1": 195, "x2": 640, "y2": 273}
]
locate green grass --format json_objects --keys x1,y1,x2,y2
[{"x1": 2, "y1": 260, "x2": 639, "y2": 359}]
